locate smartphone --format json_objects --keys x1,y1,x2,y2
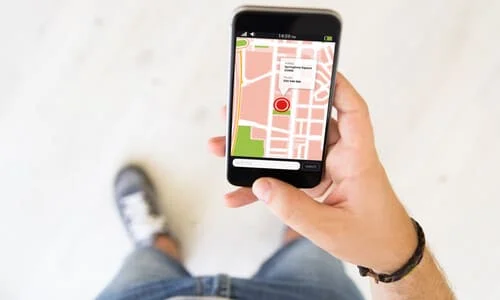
[{"x1": 226, "y1": 6, "x2": 342, "y2": 188}]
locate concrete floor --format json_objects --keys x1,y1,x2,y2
[{"x1": 1, "y1": 0, "x2": 499, "y2": 299}]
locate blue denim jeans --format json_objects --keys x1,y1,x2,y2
[{"x1": 98, "y1": 238, "x2": 363, "y2": 300}]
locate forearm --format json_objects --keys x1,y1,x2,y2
[{"x1": 371, "y1": 248, "x2": 455, "y2": 300}]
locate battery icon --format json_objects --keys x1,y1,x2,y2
[{"x1": 324, "y1": 35, "x2": 333, "y2": 42}]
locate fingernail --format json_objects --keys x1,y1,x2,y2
[{"x1": 253, "y1": 179, "x2": 271, "y2": 203}]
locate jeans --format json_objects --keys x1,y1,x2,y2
[{"x1": 98, "y1": 238, "x2": 363, "y2": 300}]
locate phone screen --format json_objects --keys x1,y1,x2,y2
[
  {"x1": 230, "y1": 34, "x2": 336, "y2": 171},
  {"x1": 227, "y1": 9, "x2": 341, "y2": 188}
]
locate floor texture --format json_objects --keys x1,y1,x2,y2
[{"x1": 1, "y1": 0, "x2": 499, "y2": 299}]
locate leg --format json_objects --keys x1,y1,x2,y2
[
  {"x1": 98, "y1": 244, "x2": 191, "y2": 298},
  {"x1": 98, "y1": 165, "x2": 191, "y2": 299},
  {"x1": 250, "y1": 229, "x2": 363, "y2": 300}
]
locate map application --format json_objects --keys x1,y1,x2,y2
[{"x1": 231, "y1": 37, "x2": 336, "y2": 169}]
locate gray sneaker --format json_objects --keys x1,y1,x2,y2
[{"x1": 114, "y1": 164, "x2": 169, "y2": 247}]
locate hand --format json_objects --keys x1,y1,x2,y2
[{"x1": 208, "y1": 73, "x2": 417, "y2": 273}]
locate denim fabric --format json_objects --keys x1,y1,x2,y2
[{"x1": 98, "y1": 238, "x2": 363, "y2": 300}]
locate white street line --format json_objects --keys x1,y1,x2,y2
[
  {"x1": 243, "y1": 71, "x2": 272, "y2": 87},
  {"x1": 323, "y1": 47, "x2": 330, "y2": 64},
  {"x1": 296, "y1": 118, "x2": 324, "y2": 123},
  {"x1": 305, "y1": 45, "x2": 318, "y2": 159},
  {"x1": 239, "y1": 119, "x2": 289, "y2": 134},
  {"x1": 295, "y1": 135, "x2": 322, "y2": 140},
  {"x1": 297, "y1": 104, "x2": 327, "y2": 109},
  {"x1": 270, "y1": 148, "x2": 288, "y2": 153},
  {"x1": 287, "y1": 41, "x2": 302, "y2": 159},
  {"x1": 242, "y1": 49, "x2": 247, "y2": 81},
  {"x1": 317, "y1": 70, "x2": 330, "y2": 82},
  {"x1": 308, "y1": 136, "x2": 323, "y2": 141},
  {"x1": 265, "y1": 45, "x2": 278, "y2": 156}
]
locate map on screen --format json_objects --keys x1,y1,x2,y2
[{"x1": 231, "y1": 37, "x2": 336, "y2": 161}]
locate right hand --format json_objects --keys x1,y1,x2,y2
[{"x1": 208, "y1": 73, "x2": 417, "y2": 274}]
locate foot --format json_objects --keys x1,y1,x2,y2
[{"x1": 114, "y1": 164, "x2": 169, "y2": 247}]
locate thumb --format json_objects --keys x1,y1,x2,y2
[{"x1": 252, "y1": 177, "x2": 327, "y2": 235}]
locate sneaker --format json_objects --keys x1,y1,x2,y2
[{"x1": 114, "y1": 164, "x2": 169, "y2": 247}]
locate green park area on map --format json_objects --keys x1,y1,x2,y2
[{"x1": 232, "y1": 126, "x2": 264, "y2": 158}]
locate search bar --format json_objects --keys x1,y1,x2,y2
[{"x1": 233, "y1": 158, "x2": 300, "y2": 170}]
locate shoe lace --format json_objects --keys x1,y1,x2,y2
[{"x1": 122, "y1": 192, "x2": 166, "y2": 243}]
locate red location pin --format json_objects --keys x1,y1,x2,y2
[{"x1": 274, "y1": 97, "x2": 290, "y2": 112}]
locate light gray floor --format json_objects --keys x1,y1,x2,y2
[{"x1": 1, "y1": 0, "x2": 499, "y2": 299}]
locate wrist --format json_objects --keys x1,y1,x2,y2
[
  {"x1": 372, "y1": 216, "x2": 419, "y2": 274},
  {"x1": 359, "y1": 218, "x2": 424, "y2": 283}
]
